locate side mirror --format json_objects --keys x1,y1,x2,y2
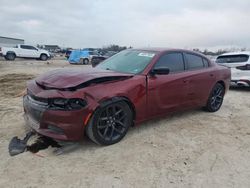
[{"x1": 151, "y1": 67, "x2": 170, "y2": 75}]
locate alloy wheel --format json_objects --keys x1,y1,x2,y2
[
  {"x1": 210, "y1": 85, "x2": 224, "y2": 110},
  {"x1": 97, "y1": 104, "x2": 128, "y2": 141}
]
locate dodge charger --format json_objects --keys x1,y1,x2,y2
[{"x1": 23, "y1": 48, "x2": 231, "y2": 145}]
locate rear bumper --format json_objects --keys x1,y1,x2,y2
[
  {"x1": 231, "y1": 69, "x2": 250, "y2": 87},
  {"x1": 231, "y1": 79, "x2": 250, "y2": 87}
]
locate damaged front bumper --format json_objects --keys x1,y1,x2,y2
[
  {"x1": 8, "y1": 131, "x2": 63, "y2": 156},
  {"x1": 8, "y1": 131, "x2": 35, "y2": 156},
  {"x1": 23, "y1": 94, "x2": 91, "y2": 141}
]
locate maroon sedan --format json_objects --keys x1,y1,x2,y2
[{"x1": 24, "y1": 48, "x2": 231, "y2": 145}]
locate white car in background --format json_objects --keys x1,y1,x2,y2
[
  {"x1": 0, "y1": 44, "x2": 50, "y2": 61},
  {"x1": 216, "y1": 52, "x2": 250, "y2": 87}
]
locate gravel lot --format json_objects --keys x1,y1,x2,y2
[{"x1": 0, "y1": 57, "x2": 250, "y2": 188}]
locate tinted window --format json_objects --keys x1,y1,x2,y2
[
  {"x1": 216, "y1": 55, "x2": 249, "y2": 63},
  {"x1": 20, "y1": 45, "x2": 27, "y2": 49},
  {"x1": 20, "y1": 45, "x2": 37, "y2": 50},
  {"x1": 186, "y1": 53, "x2": 204, "y2": 70},
  {"x1": 154, "y1": 53, "x2": 184, "y2": 73}
]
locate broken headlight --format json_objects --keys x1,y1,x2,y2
[{"x1": 49, "y1": 98, "x2": 87, "y2": 110}]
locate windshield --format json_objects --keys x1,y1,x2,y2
[
  {"x1": 216, "y1": 54, "x2": 249, "y2": 63},
  {"x1": 89, "y1": 50, "x2": 99, "y2": 55},
  {"x1": 97, "y1": 50, "x2": 156, "y2": 74}
]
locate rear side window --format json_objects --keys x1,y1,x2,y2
[
  {"x1": 20, "y1": 45, "x2": 27, "y2": 49},
  {"x1": 216, "y1": 55, "x2": 249, "y2": 63},
  {"x1": 185, "y1": 53, "x2": 204, "y2": 70},
  {"x1": 154, "y1": 53, "x2": 184, "y2": 73},
  {"x1": 20, "y1": 45, "x2": 37, "y2": 50}
]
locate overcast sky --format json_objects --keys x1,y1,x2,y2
[{"x1": 0, "y1": 0, "x2": 249, "y2": 50}]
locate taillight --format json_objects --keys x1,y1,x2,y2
[{"x1": 236, "y1": 64, "x2": 250, "y2": 70}]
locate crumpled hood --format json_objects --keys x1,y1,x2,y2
[{"x1": 35, "y1": 68, "x2": 133, "y2": 90}]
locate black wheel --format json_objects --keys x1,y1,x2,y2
[
  {"x1": 83, "y1": 58, "x2": 89, "y2": 64},
  {"x1": 40, "y1": 54, "x2": 48, "y2": 61},
  {"x1": 86, "y1": 101, "x2": 133, "y2": 145},
  {"x1": 6, "y1": 53, "x2": 16, "y2": 61},
  {"x1": 204, "y1": 83, "x2": 225, "y2": 112}
]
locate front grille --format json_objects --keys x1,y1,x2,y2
[{"x1": 23, "y1": 95, "x2": 48, "y2": 122}]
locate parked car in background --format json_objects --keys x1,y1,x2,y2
[
  {"x1": 68, "y1": 49, "x2": 92, "y2": 64},
  {"x1": 91, "y1": 51, "x2": 118, "y2": 67},
  {"x1": 0, "y1": 44, "x2": 50, "y2": 61},
  {"x1": 69, "y1": 49, "x2": 105, "y2": 64},
  {"x1": 104, "y1": 51, "x2": 118, "y2": 57},
  {"x1": 90, "y1": 55, "x2": 107, "y2": 67},
  {"x1": 23, "y1": 48, "x2": 230, "y2": 145},
  {"x1": 216, "y1": 51, "x2": 250, "y2": 87}
]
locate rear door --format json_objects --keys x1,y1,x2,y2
[
  {"x1": 19, "y1": 45, "x2": 39, "y2": 58},
  {"x1": 19, "y1": 45, "x2": 31, "y2": 57},
  {"x1": 147, "y1": 52, "x2": 188, "y2": 117},
  {"x1": 183, "y1": 53, "x2": 216, "y2": 106}
]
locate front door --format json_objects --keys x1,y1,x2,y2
[{"x1": 147, "y1": 52, "x2": 188, "y2": 117}]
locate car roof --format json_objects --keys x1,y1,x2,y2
[{"x1": 218, "y1": 51, "x2": 250, "y2": 56}]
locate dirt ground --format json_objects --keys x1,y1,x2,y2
[{"x1": 0, "y1": 57, "x2": 250, "y2": 188}]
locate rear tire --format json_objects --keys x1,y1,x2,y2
[
  {"x1": 40, "y1": 54, "x2": 48, "y2": 61},
  {"x1": 86, "y1": 101, "x2": 133, "y2": 145},
  {"x1": 83, "y1": 58, "x2": 89, "y2": 65},
  {"x1": 5, "y1": 53, "x2": 16, "y2": 61},
  {"x1": 204, "y1": 83, "x2": 225, "y2": 112}
]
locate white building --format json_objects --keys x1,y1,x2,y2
[{"x1": 0, "y1": 36, "x2": 24, "y2": 47}]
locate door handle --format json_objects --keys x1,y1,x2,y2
[
  {"x1": 183, "y1": 79, "x2": 188, "y2": 83},
  {"x1": 210, "y1": 73, "x2": 214, "y2": 77}
]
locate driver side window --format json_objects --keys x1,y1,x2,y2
[{"x1": 154, "y1": 52, "x2": 185, "y2": 73}]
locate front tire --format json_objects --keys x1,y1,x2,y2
[
  {"x1": 204, "y1": 83, "x2": 225, "y2": 112},
  {"x1": 40, "y1": 54, "x2": 48, "y2": 61},
  {"x1": 86, "y1": 101, "x2": 133, "y2": 145}
]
